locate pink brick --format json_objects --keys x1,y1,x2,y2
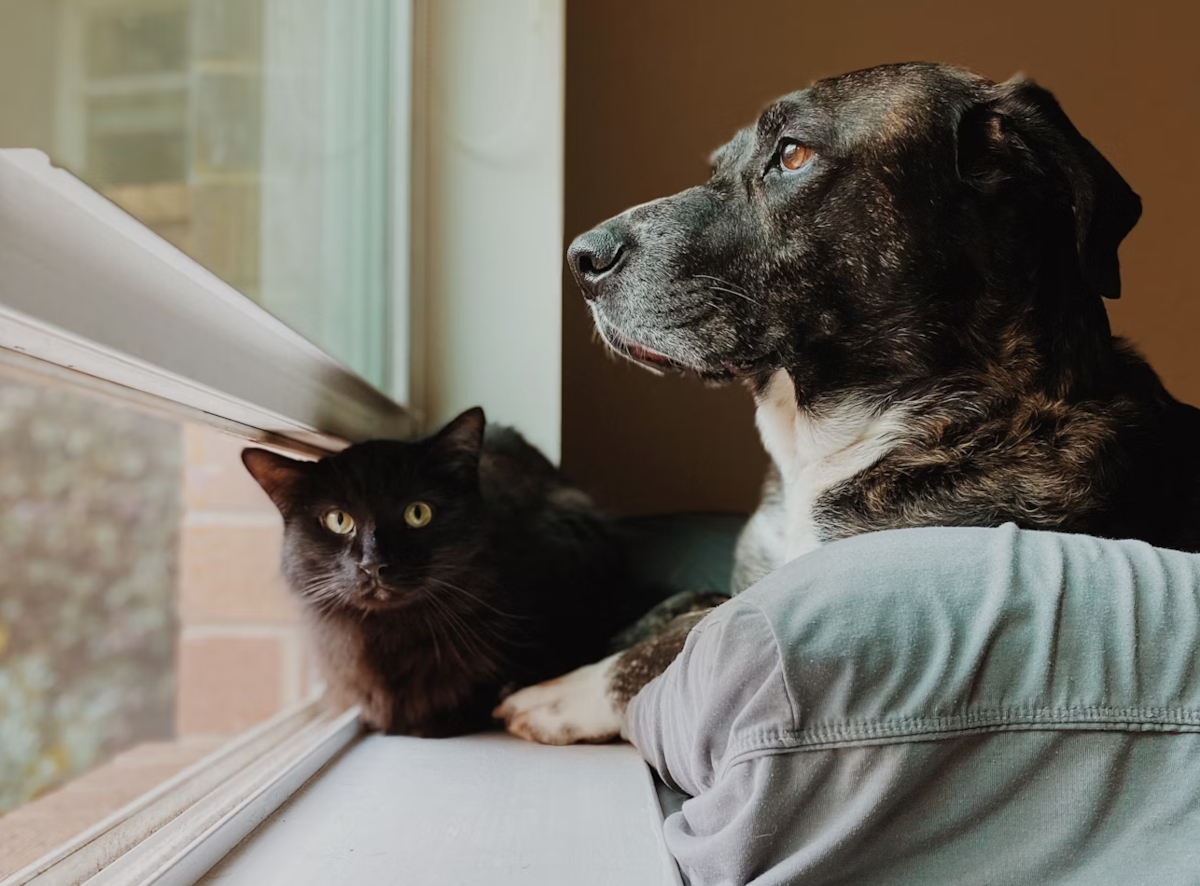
[
  {"x1": 178, "y1": 523, "x2": 299, "y2": 625},
  {"x1": 183, "y1": 425, "x2": 281, "y2": 513},
  {"x1": 177, "y1": 635, "x2": 284, "y2": 736}
]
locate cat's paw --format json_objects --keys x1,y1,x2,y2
[{"x1": 493, "y1": 654, "x2": 622, "y2": 745}]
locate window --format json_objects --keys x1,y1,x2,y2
[
  {"x1": 0, "y1": 1, "x2": 405, "y2": 877},
  {"x1": 0, "y1": 1, "x2": 586, "y2": 882},
  {"x1": 0, "y1": 371, "x2": 319, "y2": 874},
  {"x1": 1, "y1": 0, "x2": 394, "y2": 390},
  {"x1": 0, "y1": 372, "x2": 182, "y2": 817}
]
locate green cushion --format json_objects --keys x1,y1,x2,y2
[{"x1": 618, "y1": 512, "x2": 746, "y2": 601}]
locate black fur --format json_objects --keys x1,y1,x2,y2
[
  {"x1": 243, "y1": 408, "x2": 636, "y2": 736},
  {"x1": 569, "y1": 62, "x2": 1200, "y2": 558},
  {"x1": 518, "y1": 63, "x2": 1200, "y2": 730}
]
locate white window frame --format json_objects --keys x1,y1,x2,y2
[
  {"x1": 0, "y1": 1, "x2": 677, "y2": 883},
  {"x1": 2, "y1": 702, "x2": 359, "y2": 886},
  {"x1": 0, "y1": 141, "x2": 400, "y2": 886},
  {"x1": 0, "y1": 148, "x2": 414, "y2": 454}
]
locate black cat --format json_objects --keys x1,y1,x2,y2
[{"x1": 242, "y1": 407, "x2": 640, "y2": 736}]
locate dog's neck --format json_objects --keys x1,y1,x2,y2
[{"x1": 754, "y1": 370, "x2": 911, "y2": 559}]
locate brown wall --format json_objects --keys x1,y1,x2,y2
[{"x1": 562, "y1": 0, "x2": 1200, "y2": 516}]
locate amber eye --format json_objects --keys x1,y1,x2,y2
[
  {"x1": 404, "y1": 501, "x2": 433, "y2": 528},
  {"x1": 780, "y1": 140, "x2": 815, "y2": 172},
  {"x1": 323, "y1": 509, "x2": 355, "y2": 535}
]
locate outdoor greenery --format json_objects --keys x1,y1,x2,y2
[{"x1": 0, "y1": 375, "x2": 181, "y2": 811}]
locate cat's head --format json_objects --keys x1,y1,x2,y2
[{"x1": 242, "y1": 407, "x2": 488, "y2": 614}]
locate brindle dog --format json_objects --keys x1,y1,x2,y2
[{"x1": 494, "y1": 62, "x2": 1200, "y2": 745}]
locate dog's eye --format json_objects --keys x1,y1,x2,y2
[{"x1": 779, "y1": 140, "x2": 815, "y2": 172}]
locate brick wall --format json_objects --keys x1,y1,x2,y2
[{"x1": 177, "y1": 427, "x2": 312, "y2": 736}]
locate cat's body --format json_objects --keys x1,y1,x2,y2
[{"x1": 243, "y1": 408, "x2": 635, "y2": 736}]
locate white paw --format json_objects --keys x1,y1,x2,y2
[{"x1": 493, "y1": 654, "x2": 623, "y2": 745}]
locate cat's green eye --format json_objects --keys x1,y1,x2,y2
[
  {"x1": 323, "y1": 509, "x2": 355, "y2": 535},
  {"x1": 404, "y1": 501, "x2": 433, "y2": 529}
]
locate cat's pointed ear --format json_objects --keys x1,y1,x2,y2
[
  {"x1": 241, "y1": 448, "x2": 311, "y2": 512},
  {"x1": 429, "y1": 407, "x2": 486, "y2": 473}
]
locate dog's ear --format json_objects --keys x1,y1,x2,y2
[{"x1": 958, "y1": 76, "x2": 1141, "y2": 300}]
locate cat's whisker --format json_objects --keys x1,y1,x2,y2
[
  {"x1": 424, "y1": 596, "x2": 488, "y2": 673},
  {"x1": 422, "y1": 575, "x2": 529, "y2": 621},
  {"x1": 431, "y1": 590, "x2": 523, "y2": 653},
  {"x1": 419, "y1": 607, "x2": 448, "y2": 657},
  {"x1": 298, "y1": 575, "x2": 348, "y2": 601},
  {"x1": 428, "y1": 592, "x2": 513, "y2": 674},
  {"x1": 425, "y1": 613, "x2": 445, "y2": 667}
]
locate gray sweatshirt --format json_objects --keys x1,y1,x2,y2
[{"x1": 625, "y1": 524, "x2": 1200, "y2": 885}]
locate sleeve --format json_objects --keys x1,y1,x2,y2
[
  {"x1": 624, "y1": 599, "x2": 793, "y2": 799},
  {"x1": 623, "y1": 525, "x2": 1200, "y2": 886}
]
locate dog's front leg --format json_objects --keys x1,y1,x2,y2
[{"x1": 494, "y1": 610, "x2": 711, "y2": 744}]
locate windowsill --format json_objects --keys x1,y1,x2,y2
[
  {"x1": 198, "y1": 733, "x2": 682, "y2": 885},
  {"x1": 0, "y1": 738, "x2": 226, "y2": 877}
]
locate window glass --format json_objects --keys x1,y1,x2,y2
[
  {"x1": 0, "y1": 0, "x2": 395, "y2": 392},
  {"x1": 0, "y1": 369, "x2": 310, "y2": 876},
  {"x1": 0, "y1": 374, "x2": 180, "y2": 813}
]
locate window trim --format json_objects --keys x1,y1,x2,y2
[
  {"x1": 1, "y1": 701, "x2": 361, "y2": 886},
  {"x1": 0, "y1": 149, "x2": 414, "y2": 454},
  {"x1": 0, "y1": 2, "x2": 613, "y2": 883},
  {"x1": 399, "y1": 0, "x2": 565, "y2": 461},
  {"x1": 0, "y1": 6, "x2": 399, "y2": 879}
]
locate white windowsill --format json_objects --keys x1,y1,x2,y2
[
  {"x1": 5, "y1": 707, "x2": 680, "y2": 886},
  {"x1": 199, "y1": 734, "x2": 682, "y2": 886}
]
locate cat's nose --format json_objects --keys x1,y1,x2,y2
[{"x1": 359, "y1": 562, "x2": 392, "y2": 581}]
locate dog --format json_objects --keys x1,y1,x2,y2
[{"x1": 494, "y1": 62, "x2": 1200, "y2": 745}]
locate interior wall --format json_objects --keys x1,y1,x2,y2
[
  {"x1": 418, "y1": 0, "x2": 565, "y2": 461},
  {"x1": 562, "y1": 0, "x2": 1200, "y2": 516}
]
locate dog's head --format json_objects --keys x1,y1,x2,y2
[{"x1": 569, "y1": 63, "x2": 1141, "y2": 399}]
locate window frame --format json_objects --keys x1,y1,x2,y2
[
  {"x1": 1, "y1": 701, "x2": 359, "y2": 886},
  {"x1": 0, "y1": 148, "x2": 414, "y2": 455},
  {"x1": 0, "y1": 3, "x2": 410, "y2": 878},
  {"x1": 0, "y1": 1, "x2": 636, "y2": 883}
]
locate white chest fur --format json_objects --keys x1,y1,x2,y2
[{"x1": 754, "y1": 370, "x2": 909, "y2": 561}]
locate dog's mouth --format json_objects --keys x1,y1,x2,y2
[
  {"x1": 606, "y1": 327, "x2": 694, "y2": 376},
  {"x1": 624, "y1": 342, "x2": 684, "y2": 372},
  {"x1": 601, "y1": 323, "x2": 776, "y2": 383},
  {"x1": 590, "y1": 303, "x2": 781, "y2": 381},
  {"x1": 589, "y1": 314, "x2": 684, "y2": 375}
]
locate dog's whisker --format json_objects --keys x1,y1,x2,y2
[
  {"x1": 706, "y1": 285, "x2": 759, "y2": 305},
  {"x1": 692, "y1": 275, "x2": 758, "y2": 303},
  {"x1": 692, "y1": 273, "x2": 748, "y2": 292}
]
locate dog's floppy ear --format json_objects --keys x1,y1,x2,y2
[{"x1": 959, "y1": 76, "x2": 1141, "y2": 300}]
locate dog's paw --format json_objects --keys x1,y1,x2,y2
[{"x1": 493, "y1": 654, "x2": 622, "y2": 745}]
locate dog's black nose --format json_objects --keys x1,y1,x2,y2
[{"x1": 568, "y1": 225, "x2": 628, "y2": 300}]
